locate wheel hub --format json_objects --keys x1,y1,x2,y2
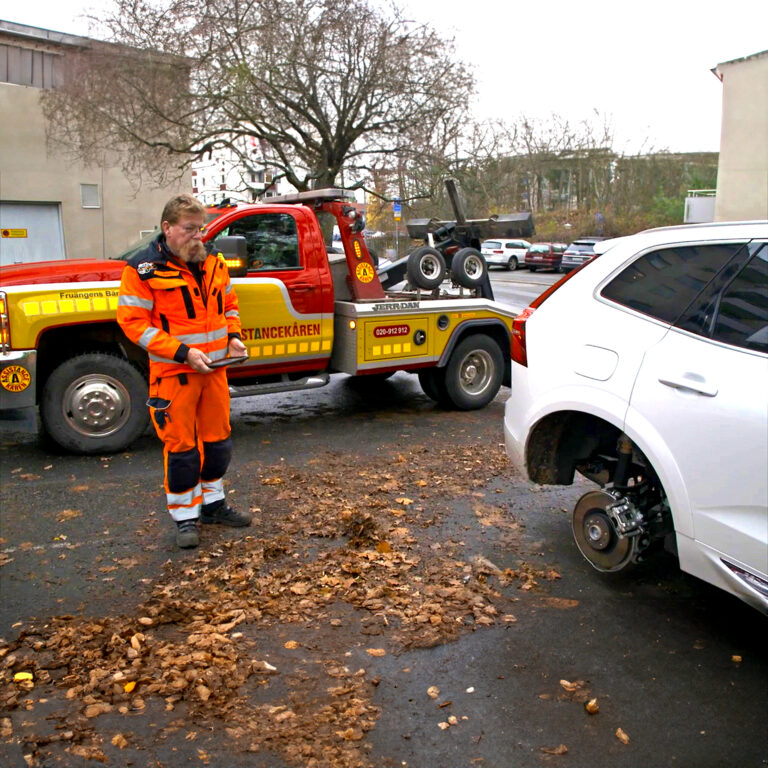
[
  {"x1": 63, "y1": 375, "x2": 132, "y2": 437},
  {"x1": 572, "y1": 490, "x2": 637, "y2": 572},
  {"x1": 460, "y1": 351, "x2": 491, "y2": 394}
]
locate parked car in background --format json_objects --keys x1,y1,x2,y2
[
  {"x1": 504, "y1": 221, "x2": 768, "y2": 613},
  {"x1": 560, "y1": 237, "x2": 606, "y2": 273},
  {"x1": 524, "y1": 242, "x2": 567, "y2": 272},
  {"x1": 480, "y1": 239, "x2": 531, "y2": 271}
]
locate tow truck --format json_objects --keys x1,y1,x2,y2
[{"x1": 0, "y1": 182, "x2": 533, "y2": 454}]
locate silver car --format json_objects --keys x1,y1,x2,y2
[{"x1": 560, "y1": 237, "x2": 605, "y2": 273}]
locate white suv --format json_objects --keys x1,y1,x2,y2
[
  {"x1": 503, "y1": 221, "x2": 768, "y2": 612},
  {"x1": 480, "y1": 239, "x2": 531, "y2": 271}
]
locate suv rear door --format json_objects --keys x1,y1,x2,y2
[{"x1": 625, "y1": 242, "x2": 768, "y2": 581}]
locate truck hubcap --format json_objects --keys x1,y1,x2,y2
[
  {"x1": 459, "y1": 349, "x2": 493, "y2": 395},
  {"x1": 63, "y1": 374, "x2": 132, "y2": 437}
]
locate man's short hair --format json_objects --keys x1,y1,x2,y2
[{"x1": 161, "y1": 194, "x2": 205, "y2": 227}]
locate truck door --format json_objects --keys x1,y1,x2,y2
[{"x1": 209, "y1": 208, "x2": 334, "y2": 374}]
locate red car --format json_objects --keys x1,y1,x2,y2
[{"x1": 524, "y1": 242, "x2": 567, "y2": 272}]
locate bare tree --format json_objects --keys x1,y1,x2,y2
[{"x1": 42, "y1": 0, "x2": 474, "y2": 192}]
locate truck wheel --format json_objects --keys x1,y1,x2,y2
[
  {"x1": 451, "y1": 248, "x2": 488, "y2": 288},
  {"x1": 41, "y1": 353, "x2": 149, "y2": 454},
  {"x1": 418, "y1": 368, "x2": 450, "y2": 405},
  {"x1": 406, "y1": 246, "x2": 446, "y2": 290},
  {"x1": 443, "y1": 335, "x2": 503, "y2": 410}
]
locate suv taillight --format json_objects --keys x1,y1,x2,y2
[
  {"x1": 511, "y1": 307, "x2": 534, "y2": 366},
  {"x1": 510, "y1": 268, "x2": 585, "y2": 367}
]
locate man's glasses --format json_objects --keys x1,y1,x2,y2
[{"x1": 175, "y1": 224, "x2": 206, "y2": 236}]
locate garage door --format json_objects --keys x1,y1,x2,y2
[{"x1": 0, "y1": 202, "x2": 65, "y2": 266}]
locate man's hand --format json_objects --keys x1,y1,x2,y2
[
  {"x1": 186, "y1": 347, "x2": 213, "y2": 373},
  {"x1": 228, "y1": 337, "x2": 247, "y2": 357}
]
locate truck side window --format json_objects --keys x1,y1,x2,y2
[{"x1": 219, "y1": 213, "x2": 300, "y2": 271}]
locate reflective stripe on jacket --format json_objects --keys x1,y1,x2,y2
[{"x1": 117, "y1": 235, "x2": 242, "y2": 379}]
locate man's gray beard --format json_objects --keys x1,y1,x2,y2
[{"x1": 179, "y1": 240, "x2": 207, "y2": 263}]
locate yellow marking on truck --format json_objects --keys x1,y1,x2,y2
[
  {"x1": 0, "y1": 365, "x2": 31, "y2": 393},
  {"x1": 275, "y1": 344, "x2": 285, "y2": 355},
  {"x1": 92, "y1": 298, "x2": 107, "y2": 311},
  {"x1": 355, "y1": 262, "x2": 375, "y2": 283},
  {"x1": 23, "y1": 302, "x2": 40, "y2": 316},
  {"x1": 59, "y1": 300, "x2": 75, "y2": 313},
  {"x1": 76, "y1": 299, "x2": 90, "y2": 312},
  {"x1": 299, "y1": 342, "x2": 308, "y2": 353},
  {"x1": 288, "y1": 343, "x2": 297, "y2": 354},
  {"x1": 322, "y1": 339, "x2": 331, "y2": 351},
  {"x1": 41, "y1": 300, "x2": 57, "y2": 314}
]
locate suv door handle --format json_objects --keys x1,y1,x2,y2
[{"x1": 658, "y1": 373, "x2": 718, "y2": 397}]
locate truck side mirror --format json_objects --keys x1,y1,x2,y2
[{"x1": 211, "y1": 236, "x2": 248, "y2": 277}]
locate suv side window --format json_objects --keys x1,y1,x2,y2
[
  {"x1": 601, "y1": 244, "x2": 744, "y2": 324},
  {"x1": 218, "y1": 213, "x2": 300, "y2": 271},
  {"x1": 711, "y1": 245, "x2": 768, "y2": 352}
]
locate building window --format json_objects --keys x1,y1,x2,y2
[{"x1": 80, "y1": 183, "x2": 101, "y2": 209}]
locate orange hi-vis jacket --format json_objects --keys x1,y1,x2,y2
[{"x1": 117, "y1": 236, "x2": 242, "y2": 381}]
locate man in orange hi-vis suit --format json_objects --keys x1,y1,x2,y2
[{"x1": 117, "y1": 194, "x2": 251, "y2": 548}]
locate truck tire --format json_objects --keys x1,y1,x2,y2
[
  {"x1": 41, "y1": 353, "x2": 149, "y2": 455},
  {"x1": 406, "y1": 246, "x2": 446, "y2": 290},
  {"x1": 418, "y1": 368, "x2": 450, "y2": 405},
  {"x1": 451, "y1": 248, "x2": 488, "y2": 288},
  {"x1": 443, "y1": 334, "x2": 503, "y2": 410}
]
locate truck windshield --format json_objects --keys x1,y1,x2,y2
[{"x1": 110, "y1": 230, "x2": 159, "y2": 261}]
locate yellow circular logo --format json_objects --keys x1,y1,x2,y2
[
  {"x1": 0, "y1": 365, "x2": 31, "y2": 393},
  {"x1": 355, "y1": 262, "x2": 375, "y2": 283}
]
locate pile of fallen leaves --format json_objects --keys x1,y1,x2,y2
[{"x1": 0, "y1": 442, "x2": 561, "y2": 766}]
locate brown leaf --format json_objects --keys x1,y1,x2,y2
[
  {"x1": 366, "y1": 648, "x2": 386, "y2": 657},
  {"x1": 616, "y1": 727, "x2": 630, "y2": 745},
  {"x1": 111, "y1": 733, "x2": 128, "y2": 749},
  {"x1": 541, "y1": 744, "x2": 568, "y2": 755}
]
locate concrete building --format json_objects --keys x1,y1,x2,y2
[
  {"x1": 713, "y1": 50, "x2": 768, "y2": 222},
  {"x1": 0, "y1": 21, "x2": 184, "y2": 265}
]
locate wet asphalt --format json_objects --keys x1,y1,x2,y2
[{"x1": 1, "y1": 372, "x2": 766, "y2": 768}]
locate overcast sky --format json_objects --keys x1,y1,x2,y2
[{"x1": 4, "y1": 0, "x2": 766, "y2": 153}]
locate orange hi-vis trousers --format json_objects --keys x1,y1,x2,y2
[{"x1": 148, "y1": 369, "x2": 232, "y2": 522}]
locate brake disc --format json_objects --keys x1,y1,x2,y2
[{"x1": 572, "y1": 490, "x2": 637, "y2": 572}]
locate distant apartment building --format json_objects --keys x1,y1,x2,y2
[
  {"x1": 713, "y1": 50, "x2": 768, "y2": 221},
  {"x1": 0, "y1": 20, "x2": 185, "y2": 265},
  {"x1": 191, "y1": 141, "x2": 292, "y2": 206}
]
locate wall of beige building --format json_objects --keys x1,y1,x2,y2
[
  {"x1": 0, "y1": 83, "x2": 188, "y2": 260},
  {"x1": 714, "y1": 52, "x2": 768, "y2": 222}
]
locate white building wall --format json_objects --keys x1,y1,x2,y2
[
  {"x1": 0, "y1": 22, "x2": 188, "y2": 263},
  {"x1": 714, "y1": 51, "x2": 768, "y2": 222}
]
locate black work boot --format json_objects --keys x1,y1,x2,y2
[
  {"x1": 200, "y1": 501, "x2": 252, "y2": 527},
  {"x1": 175, "y1": 519, "x2": 200, "y2": 548}
]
